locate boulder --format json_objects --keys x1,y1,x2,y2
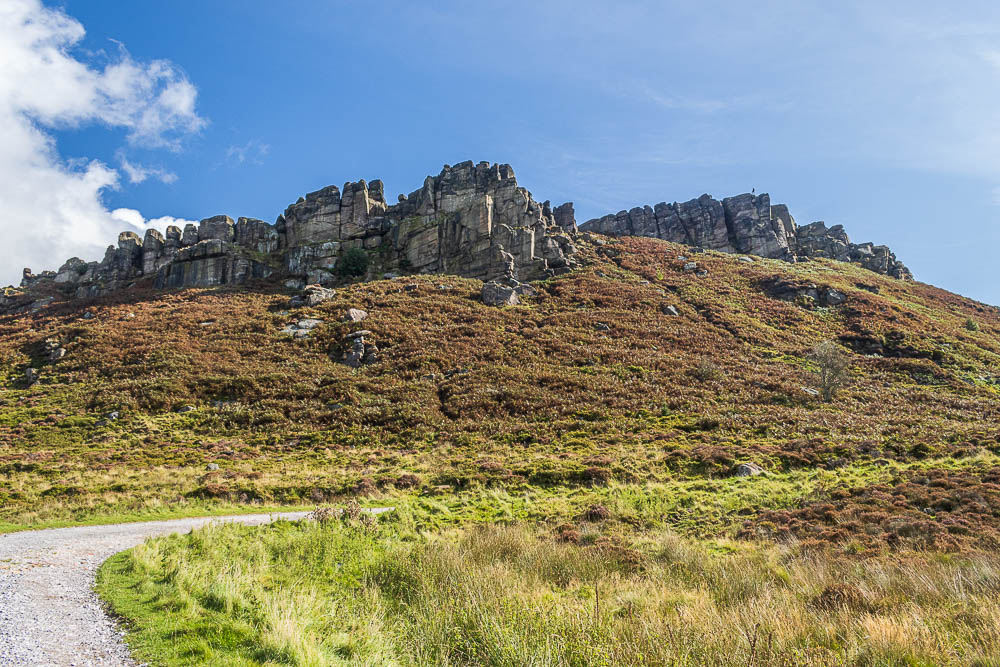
[
  {"x1": 281, "y1": 319, "x2": 322, "y2": 338},
  {"x1": 28, "y1": 296, "x2": 54, "y2": 312},
  {"x1": 290, "y1": 284, "x2": 336, "y2": 308},
  {"x1": 345, "y1": 329, "x2": 373, "y2": 339},
  {"x1": 764, "y1": 278, "x2": 847, "y2": 308},
  {"x1": 735, "y1": 462, "x2": 765, "y2": 477},
  {"x1": 343, "y1": 308, "x2": 368, "y2": 322},
  {"x1": 481, "y1": 280, "x2": 519, "y2": 307},
  {"x1": 823, "y1": 289, "x2": 846, "y2": 306}
]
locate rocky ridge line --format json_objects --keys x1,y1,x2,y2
[
  {"x1": 579, "y1": 192, "x2": 911, "y2": 279},
  {"x1": 7, "y1": 163, "x2": 910, "y2": 313},
  {"x1": 16, "y1": 161, "x2": 578, "y2": 304}
]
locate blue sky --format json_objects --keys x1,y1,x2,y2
[{"x1": 5, "y1": 1, "x2": 1000, "y2": 304}]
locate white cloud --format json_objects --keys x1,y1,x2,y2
[
  {"x1": 110, "y1": 207, "x2": 196, "y2": 232},
  {"x1": 0, "y1": 0, "x2": 204, "y2": 285},
  {"x1": 225, "y1": 139, "x2": 270, "y2": 165},
  {"x1": 117, "y1": 151, "x2": 177, "y2": 184}
]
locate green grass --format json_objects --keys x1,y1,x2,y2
[
  {"x1": 5, "y1": 451, "x2": 998, "y2": 544},
  {"x1": 98, "y1": 513, "x2": 1000, "y2": 666},
  {"x1": 0, "y1": 503, "x2": 314, "y2": 534}
]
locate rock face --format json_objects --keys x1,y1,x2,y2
[
  {"x1": 580, "y1": 192, "x2": 910, "y2": 279},
  {"x1": 276, "y1": 161, "x2": 577, "y2": 286},
  {"x1": 15, "y1": 163, "x2": 911, "y2": 309},
  {"x1": 19, "y1": 161, "x2": 579, "y2": 300}
]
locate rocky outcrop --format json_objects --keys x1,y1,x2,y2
[
  {"x1": 580, "y1": 192, "x2": 910, "y2": 279},
  {"x1": 366, "y1": 161, "x2": 575, "y2": 282},
  {"x1": 550, "y1": 202, "x2": 577, "y2": 233},
  {"x1": 795, "y1": 221, "x2": 910, "y2": 279},
  {"x1": 275, "y1": 161, "x2": 577, "y2": 286},
  {"x1": 17, "y1": 161, "x2": 578, "y2": 302},
  {"x1": 762, "y1": 277, "x2": 848, "y2": 308},
  {"x1": 12, "y1": 163, "x2": 911, "y2": 312}
]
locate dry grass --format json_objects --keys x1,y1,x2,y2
[{"x1": 99, "y1": 516, "x2": 1000, "y2": 665}]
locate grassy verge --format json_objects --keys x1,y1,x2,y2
[{"x1": 98, "y1": 512, "x2": 1000, "y2": 666}]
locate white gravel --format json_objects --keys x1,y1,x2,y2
[{"x1": 0, "y1": 512, "x2": 313, "y2": 666}]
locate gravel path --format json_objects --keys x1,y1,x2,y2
[{"x1": 0, "y1": 511, "x2": 391, "y2": 666}]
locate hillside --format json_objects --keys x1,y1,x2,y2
[
  {"x1": 3, "y1": 234, "x2": 999, "y2": 551},
  {"x1": 9, "y1": 230, "x2": 1000, "y2": 664}
]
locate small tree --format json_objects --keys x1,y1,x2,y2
[
  {"x1": 338, "y1": 247, "x2": 368, "y2": 278},
  {"x1": 809, "y1": 340, "x2": 850, "y2": 402}
]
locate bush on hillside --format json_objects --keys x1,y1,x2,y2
[
  {"x1": 809, "y1": 340, "x2": 850, "y2": 402},
  {"x1": 338, "y1": 247, "x2": 369, "y2": 277}
]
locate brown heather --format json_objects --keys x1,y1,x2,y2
[{"x1": 1, "y1": 235, "x2": 999, "y2": 554}]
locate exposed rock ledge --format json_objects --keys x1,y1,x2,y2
[
  {"x1": 579, "y1": 192, "x2": 911, "y2": 280},
  {"x1": 10, "y1": 163, "x2": 909, "y2": 312}
]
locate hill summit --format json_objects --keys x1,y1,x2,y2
[{"x1": 9, "y1": 160, "x2": 908, "y2": 313}]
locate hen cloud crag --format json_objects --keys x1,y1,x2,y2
[{"x1": 14, "y1": 160, "x2": 910, "y2": 304}]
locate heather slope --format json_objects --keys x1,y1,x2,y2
[{"x1": 3, "y1": 236, "x2": 999, "y2": 550}]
